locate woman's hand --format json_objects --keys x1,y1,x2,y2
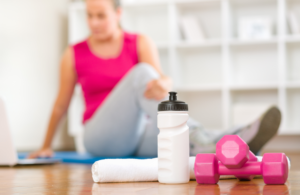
[
  {"x1": 144, "y1": 76, "x2": 172, "y2": 100},
  {"x1": 27, "y1": 147, "x2": 54, "y2": 159}
]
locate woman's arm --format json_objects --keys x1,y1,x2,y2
[
  {"x1": 137, "y1": 34, "x2": 172, "y2": 100},
  {"x1": 28, "y1": 47, "x2": 77, "y2": 158}
]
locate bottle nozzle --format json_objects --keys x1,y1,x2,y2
[{"x1": 169, "y1": 92, "x2": 177, "y2": 101}]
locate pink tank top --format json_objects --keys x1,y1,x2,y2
[{"x1": 73, "y1": 32, "x2": 139, "y2": 123}]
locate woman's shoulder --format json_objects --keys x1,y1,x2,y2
[
  {"x1": 124, "y1": 31, "x2": 151, "y2": 46},
  {"x1": 124, "y1": 32, "x2": 152, "y2": 45},
  {"x1": 72, "y1": 40, "x2": 88, "y2": 50},
  {"x1": 123, "y1": 31, "x2": 139, "y2": 42}
]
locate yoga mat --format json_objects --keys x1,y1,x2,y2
[{"x1": 18, "y1": 151, "x2": 151, "y2": 164}]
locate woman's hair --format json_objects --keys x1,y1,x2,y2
[
  {"x1": 111, "y1": 0, "x2": 121, "y2": 9},
  {"x1": 86, "y1": 0, "x2": 121, "y2": 9}
]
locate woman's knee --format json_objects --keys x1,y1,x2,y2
[{"x1": 131, "y1": 63, "x2": 160, "y2": 81}]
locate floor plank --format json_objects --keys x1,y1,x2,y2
[{"x1": 0, "y1": 153, "x2": 299, "y2": 195}]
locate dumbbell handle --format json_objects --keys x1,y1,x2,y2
[
  {"x1": 219, "y1": 162, "x2": 261, "y2": 176},
  {"x1": 234, "y1": 151, "x2": 257, "y2": 181}
]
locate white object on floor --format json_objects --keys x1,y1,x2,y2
[
  {"x1": 92, "y1": 155, "x2": 291, "y2": 183},
  {"x1": 92, "y1": 158, "x2": 158, "y2": 183},
  {"x1": 180, "y1": 16, "x2": 205, "y2": 42},
  {"x1": 68, "y1": 84, "x2": 86, "y2": 153},
  {"x1": 0, "y1": 97, "x2": 60, "y2": 166},
  {"x1": 0, "y1": 96, "x2": 18, "y2": 166}
]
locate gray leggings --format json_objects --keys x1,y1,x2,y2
[{"x1": 84, "y1": 63, "x2": 200, "y2": 157}]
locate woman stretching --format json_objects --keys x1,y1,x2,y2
[{"x1": 29, "y1": 0, "x2": 281, "y2": 158}]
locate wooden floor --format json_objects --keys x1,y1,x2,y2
[{"x1": 0, "y1": 153, "x2": 299, "y2": 195}]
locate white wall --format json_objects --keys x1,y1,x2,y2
[{"x1": 0, "y1": 0, "x2": 74, "y2": 151}]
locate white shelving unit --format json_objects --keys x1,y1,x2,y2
[{"x1": 69, "y1": 0, "x2": 300, "y2": 135}]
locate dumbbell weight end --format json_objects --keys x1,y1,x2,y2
[{"x1": 194, "y1": 153, "x2": 220, "y2": 184}]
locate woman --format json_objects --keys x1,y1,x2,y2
[{"x1": 29, "y1": 0, "x2": 281, "y2": 158}]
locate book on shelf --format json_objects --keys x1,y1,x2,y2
[
  {"x1": 287, "y1": 11, "x2": 300, "y2": 35},
  {"x1": 238, "y1": 16, "x2": 273, "y2": 40},
  {"x1": 180, "y1": 16, "x2": 206, "y2": 42}
]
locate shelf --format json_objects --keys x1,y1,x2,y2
[
  {"x1": 285, "y1": 35, "x2": 300, "y2": 43},
  {"x1": 279, "y1": 129, "x2": 300, "y2": 135},
  {"x1": 229, "y1": 38, "x2": 278, "y2": 47},
  {"x1": 229, "y1": 83, "x2": 278, "y2": 91},
  {"x1": 176, "y1": 83, "x2": 281, "y2": 92},
  {"x1": 175, "y1": 39, "x2": 221, "y2": 49},
  {"x1": 176, "y1": 84, "x2": 222, "y2": 92},
  {"x1": 229, "y1": 0, "x2": 277, "y2": 3},
  {"x1": 175, "y1": 0, "x2": 221, "y2": 7},
  {"x1": 231, "y1": 90, "x2": 278, "y2": 104},
  {"x1": 177, "y1": 83, "x2": 282, "y2": 92},
  {"x1": 286, "y1": 82, "x2": 300, "y2": 89}
]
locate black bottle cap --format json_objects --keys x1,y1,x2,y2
[{"x1": 158, "y1": 92, "x2": 188, "y2": 111}]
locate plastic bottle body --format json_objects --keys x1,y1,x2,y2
[{"x1": 157, "y1": 111, "x2": 190, "y2": 184}]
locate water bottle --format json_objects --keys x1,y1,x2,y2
[{"x1": 157, "y1": 92, "x2": 189, "y2": 184}]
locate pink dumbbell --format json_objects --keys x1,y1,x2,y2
[
  {"x1": 216, "y1": 135, "x2": 250, "y2": 169},
  {"x1": 194, "y1": 153, "x2": 288, "y2": 185},
  {"x1": 216, "y1": 135, "x2": 257, "y2": 180},
  {"x1": 233, "y1": 151, "x2": 257, "y2": 181}
]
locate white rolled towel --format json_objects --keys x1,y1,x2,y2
[{"x1": 92, "y1": 156, "x2": 291, "y2": 183}]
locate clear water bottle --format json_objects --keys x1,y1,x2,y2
[{"x1": 157, "y1": 92, "x2": 189, "y2": 184}]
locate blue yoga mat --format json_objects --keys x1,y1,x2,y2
[{"x1": 18, "y1": 152, "x2": 153, "y2": 164}]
